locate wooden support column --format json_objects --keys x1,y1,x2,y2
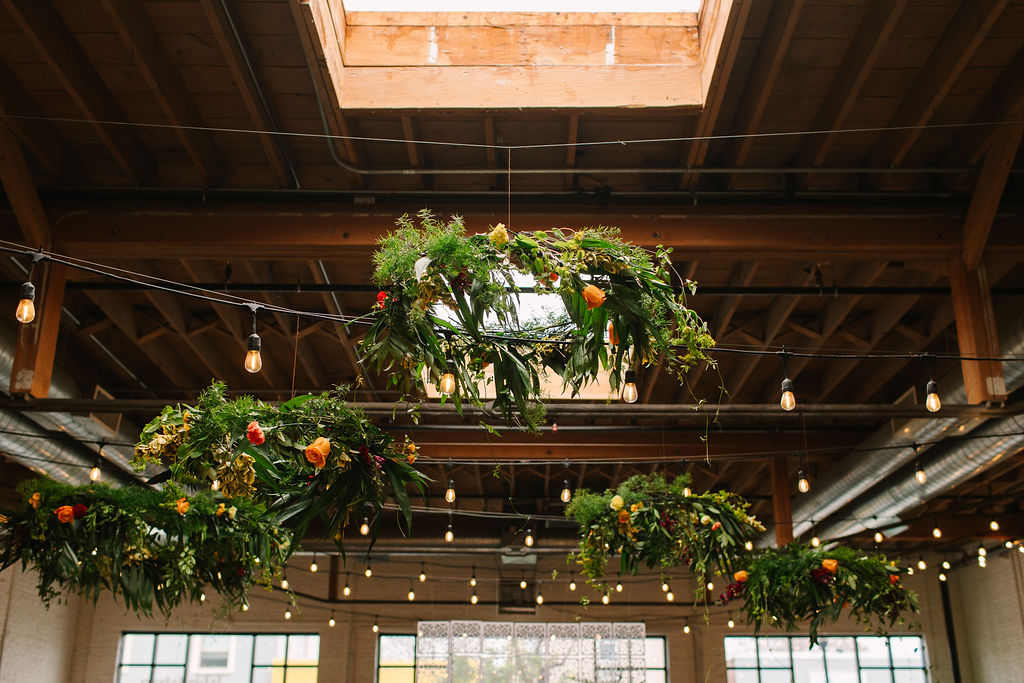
[
  {"x1": 949, "y1": 258, "x2": 1005, "y2": 404},
  {"x1": 10, "y1": 262, "x2": 67, "y2": 397},
  {"x1": 770, "y1": 457, "x2": 793, "y2": 546},
  {"x1": 328, "y1": 554, "x2": 340, "y2": 602}
]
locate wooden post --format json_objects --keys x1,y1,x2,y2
[
  {"x1": 770, "y1": 457, "x2": 794, "y2": 546},
  {"x1": 949, "y1": 258, "x2": 1005, "y2": 404},
  {"x1": 328, "y1": 553, "x2": 340, "y2": 602},
  {"x1": 10, "y1": 262, "x2": 67, "y2": 398}
]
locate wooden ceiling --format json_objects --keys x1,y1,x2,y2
[{"x1": 0, "y1": 0, "x2": 1023, "y2": 560}]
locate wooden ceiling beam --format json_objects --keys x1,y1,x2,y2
[
  {"x1": 868, "y1": 0, "x2": 1009, "y2": 170},
  {"x1": 0, "y1": 121, "x2": 50, "y2": 248},
  {"x1": 949, "y1": 258, "x2": 1005, "y2": 404},
  {"x1": 1, "y1": 0, "x2": 154, "y2": 185},
  {"x1": 681, "y1": 0, "x2": 752, "y2": 188},
  {"x1": 199, "y1": 0, "x2": 297, "y2": 189},
  {"x1": 721, "y1": 0, "x2": 805, "y2": 184},
  {"x1": 47, "y1": 204, "x2": 982, "y2": 260},
  {"x1": 962, "y1": 123, "x2": 1024, "y2": 271},
  {"x1": 796, "y1": 0, "x2": 907, "y2": 176},
  {"x1": 0, "y1": 62, "x2": 64, "y2": 180},
  {"x1": 100, "y1": 0, "x2": 225, "y2": 186}
]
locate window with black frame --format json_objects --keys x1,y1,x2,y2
[
  {"x1": 115, "y1": 632, "x2": 320, "y2": 683},
  {"x1": 724, "y1": 635, "x2": 929, "y2": 683}
]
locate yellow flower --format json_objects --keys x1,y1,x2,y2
[
  {"x1": 216, "y1": 503, "x2": 226, "y2": 517},
  {"x1": 176, "y1": 497, "x2": 189, "y2": 515},
  {"x1": 405, "y1": 442, "x2": 418, "y2": 464},
  {"x1": 227, "y1": 506, "x2": 237, "y2": 520},
  {"x1": 488, "y1": 223, "x2": 510, "y2": 247},
  {"x1": 28, "y1": 492, "x2": 40, "y2": 509},
  {"x1": 630, "y1": 502, "x2": 642, "y2": 512},
  {"x1": 609, "y1": 495, "x2": 624, "y2": 511}
]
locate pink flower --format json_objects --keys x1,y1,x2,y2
[{"x1": 246, "y1": 420, "x2": 265, "y2": 445}]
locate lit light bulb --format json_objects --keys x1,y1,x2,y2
[
  {"x1": 280, "y1": 578, "x2": 289, "y2": 590},
  {"x1": 343, "y1": 583, "x2": 351, "y2": 596},
  {"x1": 445, "y1": 479, "x2": 456, "y2": 503},
  {"x1": 569, "y1": 579, "x2": 576, "y2": 591},
  {"x1": 1005, "y1": 540, "x2": 1014, "y2": 549},
  {"x1": 661, "y1": 581, "x2": 669, "y2": 592},
  {"x1": 932, "y1": 526, "x2": 942, "y2": 539},
  {"x1": 683, "y1": 487, "x2": 692, "y2": 497},
  {"x1": 666, "y1": 590, "x2": 674, "y2": 602},
  {"x1": 797, "y1": 471, "x2": 810, "y2": 494},
  {"x1": 470, "y1": 592, "x2": 478, "y2": 604},
  {"x1": 683, "y1": 624, "x2": 691, "y2": 635},
  {"x1": 284, "y1": 609, "x2": 292, "y2": 620},
  {"x1": 470, "y1": 571, "x2": 477, "y2": 587},
  {"x1": 407, "y1": 588, "x2": 416, "y2": 601},
  {"x1": 744, "y1": 540, "x2": 753, "y2": 551},
  {"x1": 917, "y1": 558, "x2": 926, "y2": 571},
  {"x1": 310, "y1": 559, "x2": 318, "y2": 573},
  {"x1": 621, "y1": 370, "x2": 639, "y2": 404},
  {"x1": 706, "y1": 581, "x2": 714, "y2": 591},
  {"x1": 1018, "y1": 545, "x2": 1024, "y2": 554},
  {"x1": 524, "y1": 529, "x2": 534, "y2": 547},
  {"x1": 978, "y1": 546, "x2": 987, "y2": 557},
  {"x1": 372, "y1": 620, "x2": 379, "y2": 633},
  {"x1": 780, "y1": 378, "x2": 796, "y2": 411},
  {"x1": 365, "y1": 566, "x2": 373, "y2": 578},
  {"x1": 601, "y1": 594, "x2": 610, "y2": 605},
  {"x1": 990, "y1": 519, "x2": 1000, "y2": 531},
  {"x1": 906, "y1": 566, "x2": 914, "y2": 575},
  {"x1": 419, "y1": 567, "x2": 427, "y2": 583},
  {"x1": 244, "y1": 333, "x2": 263, "y2": 373},
  {"x1": 942, "y1": 561, "x2": 951, "y2": 570},
  {"x1": 241, "y1": 603, "x2": 249, "y2": 612},
  {"x1": 727, "y1": 618, "x2": 735, "y2": 629},
  {"x1": 925, "y1": 380, "x2": 941, "y2": 413},
  {"x1": 873, "y1": 531, "x2": 884, "y2": 544},
  {"x1": 89, "y1": 465, "x2": 101, "y2": 481},
  {"x1": 445, "y1": 524, "x2": 454, "y2": 543},
  {"x1": 520, "y1": 579, "x2": 528, "y2": 589},
  {"x1": 439, "y1": 362, "x2": 457, "y2": 396},
  {"x1": 560, "y1": 481, "x2": 571, "y2": 503},
  {"x1": 615, "y1": 581, "x2": 623, "y2": 593},
  {"x1": 15, "y1": 282, "x2": 35, "y2": 324},
  {"x1": 536, "y1": 594, "x2": 544, "y2": 605},
  {"x1": 915, "y1": 464, "x2": 927, "y2": 485},
  {"x1": 939, "y1": 572, "x2": 948, "y2": 582},
  {"x1": 200, "y1": 592, "x2": 206, "y2": 603},
  {"x1": 811, "y1": 536, "x2": 821, "y2": 548},
  {"x1": 329, "y1": 615, "x2": 336, "y2": 628},
  {"x1": 360, "y1": 517, "x2": 370, "y2": 536},
  {"x1": 551, "y1": 422, "x2": 558, "y2": 433},
  {"x1": 978, "y1": 556, "x2": 987, "y2": 568}
]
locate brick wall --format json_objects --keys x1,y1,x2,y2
[{"x1": 0, "y1": 568, "x2": 82, "y2": 683}]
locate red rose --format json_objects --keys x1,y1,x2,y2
[
  {"x1": 377, "y1": 291, "x2": 388, "y2": 305},
  {"x1": 246, "y1": 420, "x2": 265, "y2": 445},
  {"x1": 71, "y1": 504, "x2": 88, "y2": 519}
]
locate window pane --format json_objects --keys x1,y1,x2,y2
[
  {"x1": 117, "y1": 667, "x2": 152, "y2": 683},
  {"x1": 254, "y1": 635, "x2": 288, "y2": 666},
  {"x1": 821, "y1": 637, "x2": 858, "y2": 683},
  {"x1": 856, "y1": 638, "x2": 891, "y2": 668},
  {"x1": 379, "y1": 669, "x2": 416, "y2": 683},
  {"x1": 283, "y1": 667, "x2": 318, "y2": 683},
  {"x1": 286, "y1": 635, "x2": 320, "y2": 665},
  {"x1": 251, "y1": 666, "x2": 280, "y2": 683},
  {"x1": 889, "y1": 637, "x2": 925, "y2": 668},
  {"x1": 727, "y1": 671, "x2": 760, "y2": 683},
  {"x1": 759, "y1": 637, "x2": 791, "y2": 667},
  {"x1": 151, "y1": 665, "x2": 185, "y2": 683},
  {"x1": 645, "y1": 671, "x2": 666, "y2": 683},
  {"x1": 644, "y1": 637, "x2": 666, "y2": 668},
  {"x1": 791, "y1": 639, "x2": 826, "y2": 683},
  {"x1": 860, "y1": 669, "x2": 894, "y2": 683},
  {"x1": 762, "y1": 670, "x2": 793, "y2": 683},
  {"x1": 121, "y1": 634, "x2": 156, "y2": 665},
  {"x1": 381, "y1": 635, "x2": 417, "y2": 666},
  {"x1": 725, "y1": 637, "x2": 759, "y2": 667},
  {"x1": 893, "y1": 670, "x2": 927, "y2": 683},
  {"x1": 155, "y1": 634, "x2": 187, "y2": 665}
]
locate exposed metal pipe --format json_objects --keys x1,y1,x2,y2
[{"x1": 792, "y1": 315, "x2": 1024, "y2": 539}]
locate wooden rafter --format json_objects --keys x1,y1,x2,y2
[
  {"x1": 100, "y1": 0, "x2": 225, "y2": 186},
  {"x1": 868, "y1": 0, "x2": 1009, "y2": 170},
  {"x1": 0, "y1": 121, "x2": 50, "y2": 248},
  {"x1": 199, "y1": 0, "x2": 296, "y2": 189},
  {"x1": 962, "y1": 123, "x2": 1024, "y2": 271},
  {"x1": 949, "y1": 259, "x2": 1005, "y2": 404},
  {"x1": 721, "y1": 0, "x2": 806, "y2": 185},
  {"x1": 0, "y1": 62, "x2": 63, "y2": 180},
  {"x1": 795, "y1": 0, "x2": 907, "y2": 177},
  {"x1": 1, "y1": 0, "x2": 154, "y2": 185}
]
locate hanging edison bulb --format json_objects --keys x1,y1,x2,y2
[
  {"x1": 535, "y1": 593, "x2": 544, "y2": 605},
  {"x1": 407, "y1": 586, "x2": 416, "y2": 602},
  {"x1": 873, "y1": 530, "x2": 884, "y2": 544},
  {"x1": 601, "y1": 594, "x2": 610, "y2": 605},
  {"x1": 445, "y1": 479, "x2": 456, "y2": 504},
  {"x1": 917, "y1": 558, "x2": 927, "y2": 571},
  {"x1": 621, "y1": 369, "x2": 639, "y2": 404},
  {"x1": 470, "y1": 592, "x2": 478, "y2": 604},
  {"x1": 727, "y1": 618, "x2": 735, "y2": 629},
  {"x1": 419, "y1": 565, "x2": 427, "y2": 583},
  {"x1": 343, "y1": 582, "x2": 351, "y2": 597},
  {"x1": 445, "y1": 523, "x2": 454, "y2": 543},
  {"x1": 797, "y1": 470, "x2": 810, "y2": 494},
  {"x1": 811, "y1": 535, "x2": 821, "y2": 548},
  {"x1": 524, "y1": 528, "x2": 534, "y2": 547},
  {"x1": 372, "y1": 619, "x2": 379, "y2": 633},
  {"x1": 439, "y1": 361, "x2": 457, "y2": 396},
  {"x1": 744, "y1": 540, "x2": 754, "y2": 551},
  {"x1": 925, "y1": 379, "x2": 941, "y2": 413},
  {"x1": 666, "y1": 589, "x2": 675, "y2": 602},
  {"x1": 989, "y1": 518, "x2": 1000, "y2": 531},
  {"x1": 89, "y1": 464, "x2": 101, "y2": 481},
  {"x1": 915, "y1": 462, "x2": 927, "y2": 485},
  {"x1": 615, "y1": 579, "x2": 623, "y2": 593},
  {"x1": 683, "y1": 623, "x2": 691, "y2": 635},
  {"x1": 329, "y1": 613, "x2": 336, "y2": 628},
  {"x1": 244, "y1": 333, "x2": 263, "y2": 373},
  {"x1": 932, "y1": 526, "x2": 942, "y2": 539},
  {"x1": 15, "y1": 282, "x2": 35, "y2": 324},
  {"x1": 364, "y1": 564, "x2": 373, "y2": 578},
  {"x1": 284, "y1": 609, "x2": 292, "y2": 620},
  {"x1": 569, "y1": 576, "x2": 576, "y2": 591},
  {"x1": 360, "y1": 516, "x2": 370, "y2": 536},
  {"x1": 560, "y1": 480, "x2": 572, "y2": 503},
  {"x1": 310, "y1": 556, "x2": 318, "y2": 573},
  {"x1": 470, "y1": 567, "x2": 477, "y2": 587},
  {"x1": 780, "y1": 377, "x2": 796, "y2": 411}
]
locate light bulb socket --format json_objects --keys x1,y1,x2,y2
[
  {"x1": 247, "y1": 333, "x2": 261, "y2": 352},
  {"x1": 926, "y1": 379, "x2": 938, "y2": 397},
  {"x1": 781, "y1": 377, "x2": 794, "y2": 394},
  {"x1": 624, "y1": 369, "x2": 636, "y2": 384},
  {"x1": 18, "y1": 282, "x2": 35, "y2": 301}
]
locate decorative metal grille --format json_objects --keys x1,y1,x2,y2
[{"x1": 414, "y1": 621, "x2": 646, "y2": 682}]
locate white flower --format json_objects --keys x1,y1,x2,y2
[
  {"x1": 610, "y1": 495, "x2": 624, "y2": 511},
  {"x1": 414, "y1": 256, "x2": 433, "y2": 281},
  {"x1": 700, "y1": 515, "x2": 711, "y2": 525}
]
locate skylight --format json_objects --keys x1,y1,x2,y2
[{"x1": 344, "y1": 0, "x2": 701, "y2": 11}]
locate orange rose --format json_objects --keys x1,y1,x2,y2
[
  {"x1": 54, "y1": 505, "x2": 74, "y2": 524},
  {"x1": 889, "y1": 573, "x2": 899, "y2": 585},
  {"x1": 405, "y1": 442, "x2": 418, "y2": 464},
  {"x1": 733, "y1": 570, "x2": 748, "y2": 583},
  {"x1": 28, "y1": 492, "x2": 41, "y2": 509},
  {"x1": 582, "y1": 284, "x2": 606, "y2": 309},
  {"x1": 305, "y1": 437, "x2": 331, "y2": 468},
  {"x1": 617, "y1": 509, "x2": 630, "y2": 524},
  {"x1": 822, "y1": 559, "x2": 838, "y2": 575},
  {"x1": 607, "y1": 321, "x2": 619, "y2": 345},
  {"x1": 176, "y1": 497, "x2": 189, "y2": 515}
]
